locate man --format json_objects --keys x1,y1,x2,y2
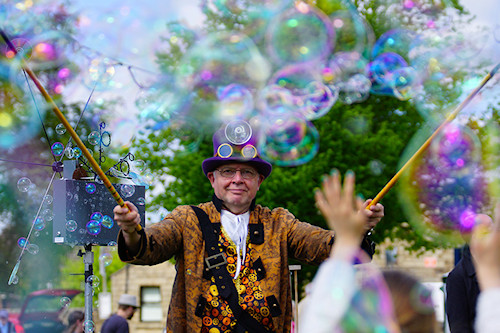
[
  {"x1": 0, "y1": 310, "x2": 15, "y2": 333},
  {"x1": 114, "y1": 126, "x2": 384, "y2": 332},
  {"x1": 100, "y1": 294, "x2": 138, "y2": 333}
]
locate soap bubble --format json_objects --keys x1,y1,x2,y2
[
  {"x1": 0, "y1": 60, "x2": 43, "y2": 149},
  {"x1": 99, "y1": 253, "x2": 113, "y2": 266},
  {"x1": 86, "y1": 220, "x2": 101, "y2": 235},
  {"x1": 90, "y1": 212, "x2": 104, "y2": 222},
  {"x1": 60, "y1": 297, "x2": 71, "y2": 308},
  {"x1": 225, "y1": 120, "x2": 253, "y2": 145},
  {"x1": 27, "y1": 244, "x2": 39, "y2": 255},
  {"x1": 101, "y1": 215, "x2": 114, "y2": 229},
  {"x1": 51, "y1": 142, "x2": 64, "y2": 156},
  {"x1": 55, "y1": 123, "x2": 66, "y2": 135},
  {"x1": 259, "y1": 113, "x2": 319, "y2": 166},
  {"x1": 120, "y1": 184, "x2": 135, "y2": 198},
  {"x1": 85, "y1": 183, "x2": 97, "y2": 194},
  {"x1": 66, "y1": 220, "x2": 78, "y2": 232},
  {"x1": 398, "y1": 122, "x2": 491, "y2": 246},
  {"x1": 17, "y1": 177, "x2": 32, "y2": 192},
  {"x1": 266, "y1": 2, "x2": 334, "y2": 65},
  {"x1": 88, "y1": 131, "x2": 101, "y2": 145},
  {"x1": 33, "y1": 217, "x2": 46, "y2": 231},
  {"x1": 17, "y1": 237, "x2": 29, "y2": 248}
]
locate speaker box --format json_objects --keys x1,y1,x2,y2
[{"x1": 53, "y1": 179, "x2": 146, "y2": 246}]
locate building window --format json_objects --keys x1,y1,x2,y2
[{"x1": 140, "y1": 286, "x2": 162, "y2": 322}]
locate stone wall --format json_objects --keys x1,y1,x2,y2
[{"x1": 102, "y1": 261, "x2": 177, "y2": 333}]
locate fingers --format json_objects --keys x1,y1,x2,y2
[{"x1": 114, "y1": 201, "x2": 140, "y2": 233}]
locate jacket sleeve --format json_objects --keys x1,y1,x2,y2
[
  {"x1": 118, "y1": 205, "x2": 190, "y2": 265},
  {"x1": 446, "y1": 267, "x2": 474, "y2": 332}
]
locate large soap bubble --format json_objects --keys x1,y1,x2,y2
[
  {"x1": 397, "y1": 122, "x2": 497, "y2": 246},
  {"x1": 0, "y1": 61, "x2": 43, "y2": 149},
  {"x1": 266, "y1": 2, "x2": 334, "y2": 65}
]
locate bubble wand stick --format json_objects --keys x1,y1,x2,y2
[
  {"x1": 0, "y1": 29, "x2": 142, "y2": 231},
  {"x1": 367, "y1": 62, "x2": 500, "y2": 210}
]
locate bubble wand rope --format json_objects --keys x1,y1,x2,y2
[
  {"x1": 367, "y1": 62, "x2": 500, "y2": 210},
  {"x1": 0, "y1": 29, "x2": 142, "y2": 231}
]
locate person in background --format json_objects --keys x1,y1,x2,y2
[
  {"x1": 64, "y1": 310, "x2": 84, "y2": 333},
  {"x1": 113, "y1": 125, "x2": 384, "y2": 333},
  {"x1": 446, "y1": 214, "x2": 492, "y2": 333},
  {"x1": 100, "y1": 294, "x2": 138, "y2": 333},
  {"x1": 299, "y1": 171, "x2": 436, "y2": 332},
  {"x1": 0, "y1": 310, "x2": 16, "y2": 333},
  {"x1": 469, "y1": 203, "x2": 500, "y2": 333}
]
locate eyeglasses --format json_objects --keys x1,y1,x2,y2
[{"x1": 216, "y1": 167, "x2": 258, "y2": 179}]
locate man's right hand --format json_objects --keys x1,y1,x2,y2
[{"x1": 114, "y1": 201, "x2": 141, "y2": 234}]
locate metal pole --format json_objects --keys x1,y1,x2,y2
[
  {"x1": 289, "y1": 264, "x2": 301, "y2": 332},
  {"x1": 83, "y1": 244, "x2": 94, "y2": 332}
]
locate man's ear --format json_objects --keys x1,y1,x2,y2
[{"x1": 207, "y1": 171, "x2": 215, "y2": 184}]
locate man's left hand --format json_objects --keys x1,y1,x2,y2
[{"x1": 362, "y1": 199, "x2": 384, "y2": 233}]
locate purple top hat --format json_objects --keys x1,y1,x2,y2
[{"x1": 202, "y1": 123, "x2": 272, "y2": 178}]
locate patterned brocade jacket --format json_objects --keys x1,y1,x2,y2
[{"x1": 118, "y1": 196, "x2": 344, "y2": 333}]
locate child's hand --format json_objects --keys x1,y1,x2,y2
[{"x1": 315, "y1": 170, "x2": 367, "y2": 246}]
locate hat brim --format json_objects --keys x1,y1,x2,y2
[{"x1": 202, "y1": 156, "x2": 272, "y2": 179}]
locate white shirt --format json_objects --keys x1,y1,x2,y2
[
  {"x1": 221, "y1": 209, "x2": 249, "y2": 279},
  {"x1": 475, "y1": 287, "x2": 500, "y2": 333}
]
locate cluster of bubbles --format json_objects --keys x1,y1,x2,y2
[
  {"x1": 15, "y1": 177, "x2": 55, "y2": 256},
  {"x1": 135, "y1": 0, "x2": 494, "y2": 168},
  {"x1": 398, "y1": 120, "x2": 500, "y2": 246}
]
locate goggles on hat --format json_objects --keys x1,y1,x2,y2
[{"x1": 216, "y1": 143, "x2": 258, "y2": 159}]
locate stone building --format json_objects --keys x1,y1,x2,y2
[{"x1": 104, "y1": 261, "x2": 177, "y2": 333}]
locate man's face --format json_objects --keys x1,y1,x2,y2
[
  {"x1": 127, "y1": 307, "x2": 137, "y2": 320},
  {"x1": 207, "y1": 163, "x2": 264, "y2": 215}
]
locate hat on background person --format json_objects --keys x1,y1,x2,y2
[
  {"x1": 118, "y1": 294, "x2": 139, "y2": 308},
  {"x1": 0, "y1": 309, "x2": 8, "y2": 318},
  {"x1": 202, "y1": 123, "x2": 272, "y2": 178}
]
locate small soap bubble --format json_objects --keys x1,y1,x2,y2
[
  {"x1": 120, "y1": 184, "x2": 135, "y2": 198},
  {"x1": 17, "y1": 237, "x2": 28, "y2": 248},
  {"x1": 42, "y1": 209, "x2": 54, "y2": 221},
  {"x1": 88, "y1": 131, "x2": 101, "y2": 145},
  {"x1": 65, "y1": 147, "x2": 74, "y2": 159},
  {"x1": 33, "y1": 217, "x2": 46, "y2": 231},
  {"x1": 107, "y1": 241, "x2": 118, "y2": 247},
  {"x1": 55, "y1": 123, "x2": 66, "y2": 135},
  {"x1": 83, "y1": 320, "x2": 95, "y2": 333},
  {"x1": 85, "y1": 183, "x2": 97, "y2": 194},
  {"x1": 66, "y1": 220, "x2": 78, "y2": 232},
  {"x1": 225, "y1": 120, "x2": 252, "y2": 145},
  {"x1": 101, "y1": 215, "x2": 113, "y2": 229},
  {"x1": 87, "y1": 275, "x2": 100, "y2": 288},
  {"x1": 137, "y1": 197, "x2": 146, "y2": 206},
  {"x1": 17, "y1": 177, "x2": 32, "y2": 192},
  {"x1": 369, "y1": 160, "x2": 385, "y2": 176},
  {"x1": 99, "y1": 253, "x2": 113, "y2": 266},
  {"x1": 73, "y1": 147, "x2": 82, "y2": 159},
  {"x1": 134, "y1": 159, "x2": 146, "y2": 172},
  {"x1": 27, "y1": 243, "x2": 39, "y2": 255},
  {"x1": 91, "y1": 212, "x2": 103, "y2": 222},
  {"x1": 60, "y1": 296, "x2": 72, "y2": 308},
  {"x1": 43, "y1": 194, "x2": 54, "y2": 205},
  {"x1": 86, "y1": 220, "x2": 101, "y2": 235},
  {"x1": 51, "y1": 142, "x2": 64, "y2": 156}
]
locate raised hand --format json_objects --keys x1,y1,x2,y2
[
  {"x1": 470, "y1": 203, "x2": 500, "y2": 290},
  {"x1": 315, "y1": 170, "x2": 367, "y2": 246}
]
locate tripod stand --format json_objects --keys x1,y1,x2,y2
[{"x1": 77, "y1": 244, "x2": 96, "y2": 332}]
